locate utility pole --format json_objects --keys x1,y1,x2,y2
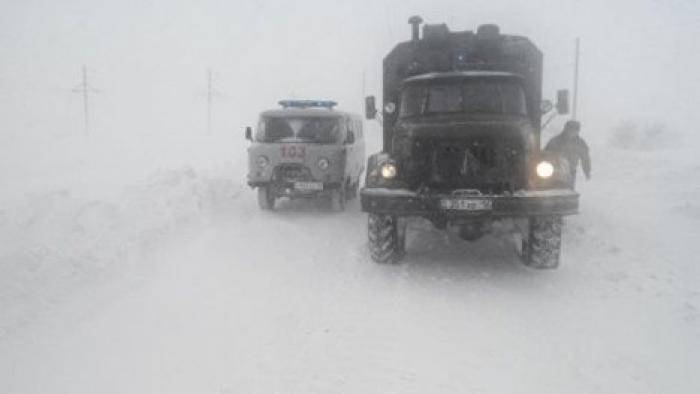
[
  {"x1": 72, "y1": 65, "x2": 97, "y2": 136},
  {"x1": 572, "y1": 37, "x2": 580, "y2": 120},
  {"x1": 362, "y1": 70, "x2": 366, "y2": 108},
  {"x1": 204, "y1": 68, "x2": 223, "y2": 134},
  {"x1": 207, "y1": 68, "x2": 213, "y2": 133}
]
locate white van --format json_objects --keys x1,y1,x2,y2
[{"x1": 246, "y1": 100, "x2": 365, "y2": 210}]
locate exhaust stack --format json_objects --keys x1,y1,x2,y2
[
  {"x1": 477, "y1": 24, "x2": 500, "y2": 39},
  {"x1": 408, "y1": 15, "x2": 423, "y2": 41}
]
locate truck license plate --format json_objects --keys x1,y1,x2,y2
[
  {"x1": 440, "y1": 198, "x2": 492, "y2": 211},
  {"x1": 294, "y1": 182, "x2": 323, "y2": 191}
]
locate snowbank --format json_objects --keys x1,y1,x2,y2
[{"x1": 0, "y1": 166, "x2": 241, "y2": 339}]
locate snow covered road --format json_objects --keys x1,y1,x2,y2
[{"x1": 1, "y1": 146, "x2": 699, "y2": 393}]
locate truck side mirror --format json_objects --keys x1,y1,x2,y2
[
  {"x1": 556, "y1": 90, "x2": 569, "y2": 115},
  {"x1": 365, "y1": 96, "x2": 377, "y2": 120},
  {"x1": 245, "y1": 126, "x2": 252, "y2": 141}
]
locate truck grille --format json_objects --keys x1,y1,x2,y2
[{"x1": 404, "y1": 138, "x2": 525, "y2": 193}]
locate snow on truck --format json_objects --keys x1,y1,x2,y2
[
  {"x1": 245, "y1": 100, "x2": 366, "y2": 211},
  {"x1": 362, "y1": 16, "x2": 578, "y2": 267}
]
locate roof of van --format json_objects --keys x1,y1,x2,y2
[{"x1": 260, "y1": 108, "x2": 360, "y2": 119}]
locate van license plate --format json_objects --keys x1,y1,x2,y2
[
  {"x1": 294, "y1": 182, "x2": 323, "y2": 191},
  {"x1": 440, "y1": 198, "x2": 492, "y2": 211}
]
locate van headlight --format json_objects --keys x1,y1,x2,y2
[
  {"x1": 317, "y1": 157, "x2": 330, "y2": 170},
  {"x1": 536, "y1": 160, "x2": 554, "y2": 178},
  {"x1": 257, "y1": 155, "x2": 269, "y2": 168},
  {"x1": 380, "y1": 162, "x2": 397, "y2": 179}
]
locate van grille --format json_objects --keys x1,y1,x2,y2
[{"x1": 273, "y1": 164, "x2": 313, "y2": 182}]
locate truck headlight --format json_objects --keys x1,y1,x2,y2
[
  {"x1": 257, "y1": 155, "x2": 269, "y2": 168},
  {"x1": 536, "y1": 160, "x2": 554, "y2": 178},
  {"x1": 317, "y1": 157, "x2": 330, "y2": 170},
  {"x1": 380, "y1": 162, "x2": 397, "y2": 179}
]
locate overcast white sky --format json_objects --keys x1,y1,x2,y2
[{"x1": 1, "y1": 0, "x2": 698, "y2": 142}]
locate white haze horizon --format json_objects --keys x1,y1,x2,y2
[{"x1": 1, "y1": 0, "x2": 699, "y2": 141}]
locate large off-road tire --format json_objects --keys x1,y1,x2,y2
[
  {"x1": 330, "y1": 184, "x2": 346, "y2": 211},
  {"x1": 523, "y1": 216, "x2": 563, "y2": 269},
  {"x1": 368, "y1": 214, "x2": 405, "y2": 263},
  {"x1": 257, "y1": 186, "x2": 275, "y2": 210}
]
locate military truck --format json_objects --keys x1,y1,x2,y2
[
  {"x1": 246, "y1": 100, "x2": 365, "y2": 211},
  {"x1": 361, "y1": 17, "x2": 578, "y2": 267}
]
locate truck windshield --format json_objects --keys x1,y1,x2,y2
[
  {"x1": 256, "y1": 117, "x2": 341, "y2": 144},
  {"x1": 400, "y1": 79, "x2": 527, "y2": 118}
]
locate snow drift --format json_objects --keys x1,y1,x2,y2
[{"x1": 0, "y1": 165, "x2": 241, "y2": 339}]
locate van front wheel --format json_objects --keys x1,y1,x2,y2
[
  {"x1": 348, "y1": 181, "x2": 359, "y2": 200},
  {"x1": 331, "y1": 184, "x2": 346, "y2": 211},
  {"x1": 257, "y1": 186, "x2": 275, "y2": 210}
]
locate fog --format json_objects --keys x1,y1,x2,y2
[
  {"x1": 2, "y1": 0, "x2": 699, "y2": 140},
  {"x1": 1, "y1": 1, "x2": 699, "y2": 393}
]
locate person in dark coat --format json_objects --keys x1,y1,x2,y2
[{"x1": 545, "y1": 120, "x2": 591, "y2": 188}]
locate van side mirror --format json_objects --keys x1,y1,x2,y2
[
  {"x1": 345, "y1": 130, "x2": 355, "y2": 144},
  {"x1": 540, "y1": 100, "x2": 553, "y2": 115},
  {"x1": 365, "y1": 96, "x2": 377, "y2": 120},
  {"x1": 556, "y1": 90, "x2": 569, "y2": 115},
  {"x1": 245, "y1": 126, "x2": 252, "y2": 141}
]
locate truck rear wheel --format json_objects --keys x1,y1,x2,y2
[
  {"x1": 257, "y1": 186, "x2": 275, "y2": 210},
  {"x1": 368, "y1": 214, "x2": 405, "y2": 263},
  {"x1": 524, "y1": 216, "x2": 562, "y2": 269}
]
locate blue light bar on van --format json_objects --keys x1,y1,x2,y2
[{"x1": 278, "y1": 100, "x2": 337, "y2": 109}]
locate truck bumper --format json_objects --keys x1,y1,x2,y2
[{"x1": 360, "y1": 187, "x2": 578, "y2": 217}]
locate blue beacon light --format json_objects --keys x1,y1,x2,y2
[{"x1": 278, "y1": 100, "x2": 337, "y2": 109}]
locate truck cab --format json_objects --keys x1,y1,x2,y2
[
  {"x1": 390, "y1": 71, "x2": 534, "y2": 193},
  {"x1": 246, "y1": 100, "x2": 365, "y2": 211},
  {"x1": 362, "y1": 17, "x2": 577, "y2": 267}
]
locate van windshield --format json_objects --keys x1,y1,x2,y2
[
  {"x1": 256, "y1": 117, "x2": 341, "y2": 144},
  {"x1": 400, "y1": 79, "x2": 528, "y2": 118}
]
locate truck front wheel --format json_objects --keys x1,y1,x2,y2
[
  {"x1": 368, "y1": 214, "x2": 405, "y2": 263},
  {"x1": 524, "y1": 216, "x2": 563, "y2": 269},
  {"x1": 257, "y1": 186, "x2": 275, "y2": 210}
]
